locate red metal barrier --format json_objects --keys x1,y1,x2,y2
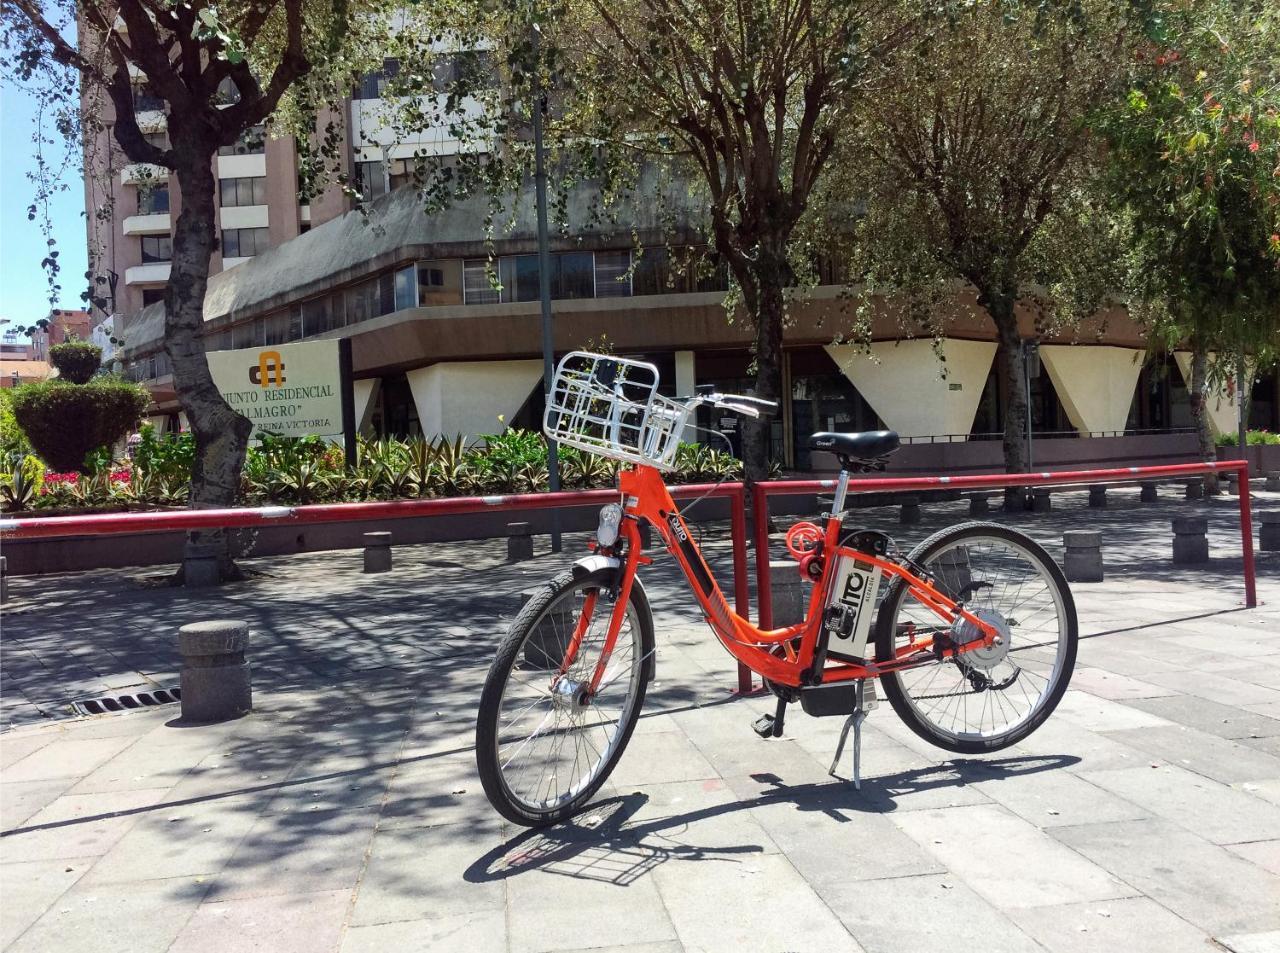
[
  {"x1": 0, "y1": 482, "x2": 759, "y2": 692},
  {"x1": 751, "y1": 459, "x2": 1257, "y2": 630}
]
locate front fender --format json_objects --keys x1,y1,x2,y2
[{"x1": 571, "y1": 553, "x2": 621, "y2": 580}]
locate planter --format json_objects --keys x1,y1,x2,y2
[{"x1": 1216, "y1": 444, "x2": 1280, "y2": 475}]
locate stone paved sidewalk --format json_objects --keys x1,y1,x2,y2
[{"x1": 2, "y1": 490, "x2": 1279, "y2": 953}]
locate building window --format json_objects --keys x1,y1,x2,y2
[
  {"x1": 222, "y1": 227, "x2": 270, "y2": 258},
  {"x1": 141, "y1": 288, "x2": 165, "y2": 307},
  {"x1": 263, "y1": 312, "x2": 289, "y2": 346},
  {"x1": 215, "y1": 76, "x2": 240, "y2": 105},
  {"x1": 394, "y1": 265, "x2": 417, "y2": 311},
  {"x1": 133, "y1": 83, "x2": 164, "y2": 112},
  {"x1": 355, "y1": 161, "x2": 387, "y2": 201},
  {"x1": 557, "y1": 252, "x2": 595, "y2": 300},
  {"x1": 463, "y1": 259, "x2": 500, "y2": 305},
  {"x1": 595, "y1": 250, "x2": 631, "y2": 297},
  {"x1": 388, "y1": 158, "x2": 414, "y2": 192},
  {"x1": 354, "y1": 58, "x2": 400, "y2": 100},
  {"x1": 143, "y1": 132, "x2": 168, "y2": 150},
  {"x1": 140, "y1": 234, "x2": 172, "y2": 263},
  {"x1": 219, "y1": 176, "x2": 268, "y2": 207},
  {"x1": 137, "y1": 184, "x2": 170, "y2": 215},
  {"x1": 218, "y1": 124, "x2": 265, "y2": 156}
]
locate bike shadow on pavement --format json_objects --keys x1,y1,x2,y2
[{"x1": 465, "y1": 754, "x2": 1078, "y2": 886}]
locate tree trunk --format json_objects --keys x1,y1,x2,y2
[
  {"x1": 166, "y1": 145, "x2": 253, "y2": 581},
  {"x1": 1187, "y1": 338, "x2": 1219, "y2": 494},
  {"x1": 985, "y1": 291, "x2": 1029, "y2": 478},
  {"x1": 742, "y1": 279, "x2": 785, "y2": 488}
]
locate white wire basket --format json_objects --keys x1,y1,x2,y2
[{"x1": 543, "y1": 352, "x2": 692, "y2": 470}]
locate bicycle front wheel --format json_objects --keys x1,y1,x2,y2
[
  {"x1": 475, "y1": 565, "x2": 654, "y2": 827},
  {"x1": 874, "y1": 522, "x2": 1077, "y2": 754}
]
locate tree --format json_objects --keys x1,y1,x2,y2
[
  {"x1": 1096, "y1": 0, "x2": 1280, "y2": 471},
  {"x1": 514, "y1": 0, "x2": 919, "y2": 483},
  {"x1": 817, "y1": 0, "x2": 1131, "y2": 475},
  {"x1": 3, "y1": 0, "x2": 386, "y2": 575}
]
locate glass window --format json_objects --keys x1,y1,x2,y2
[
  {"x1": 595, "y1": 250, "x2": 631, "y2": 297},
  {"x1": 377, "y1": 272, "x2": 395, "y2": 316},
  {"x1": 288, "y1": 306, "x2": 304, "y2": 341},
  {"x1": 388, "y1": 159, "x2": 415, "y2": 191},
  {"x1": 137, "y1": 184, "x2": 169, "y2": 215},
  {"x1": 143, "y1": 132, "x2": 168, "y2": 150},
  {"x1": 355, "y1": 161, "x2": 387, "y2": 201},
  {"x1": 222, "y1": 227, "x2": 270, "y2": 258},
  {"x1": 133, "y1": 83, "x2": 164, "y2": 112},
  {"x1": 141, "y1": 288, "x2": 165, "y2": 307},
  {"x1": 219, "y1": 176, "x2": 267, "y2": 207},
  {"x1": 463, "y1": 259, "x2": 499, "y2": 304},
  {"x1": 301, "y1": 298, "x2": 327, "y2": 337},
  {"x1": 140, "y1": 235, "x2": 172, "y2": 263},
  {"x1": 500, "y1": 254, "x2": 541, "y2": 303},
  {"x1": 215, "y1": 76, "x2": 240, "y2": 105},
  {"x1": 417, "y1": 260, "x2": 463, "y2": 306},
  {"x1": 394, "y1": 265, "x2": 417, "y2": 311},
  {"x1": 346, "y1": 282, "x2": 371, "y2": 325},
  {"x1": 218, "y1": 124, "x2": 265, "y2": 156},
  {"x1": 557, "y1": 252, "x2": 595, "y2": 300},
  {"x1": 263, "y1": 312, "x2": 289, "y2": 346},
  {"x1": 232, "y1": 321, "x2": 257, "y2": 349},
  {"x1": 354, "y1": 58, "x2": 400, "y2": 100}
]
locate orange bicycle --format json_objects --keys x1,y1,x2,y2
[{"x1": 476, "y1": 352, "x2": 1077, "y2": 826}]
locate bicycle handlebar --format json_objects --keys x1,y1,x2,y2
[{"x1": 685, "y1": 392, "x2": 779, "y2": 418}]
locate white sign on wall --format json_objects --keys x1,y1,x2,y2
[{"x1": 207, "y1": 340, "x2": 345, "y2": 439}]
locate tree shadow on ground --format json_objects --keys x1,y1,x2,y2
[{"x1": 464, "y1": 753, "x2": 1079, "y2": 886}]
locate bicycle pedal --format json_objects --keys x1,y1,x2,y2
[{"x1": 752, "y1": 713, "x2": 777, "y2": 739}]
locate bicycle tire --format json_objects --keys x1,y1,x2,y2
[
  {"x1": 475, "y1": 565, "x2": 654, "y2": 826},
  {"x1": 874, "y1": 521, "x2": 1077, "y2": 754}
]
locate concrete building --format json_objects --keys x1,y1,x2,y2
[{"x1": 90, "y1": 65, "x2": 1278, "y2": 472}]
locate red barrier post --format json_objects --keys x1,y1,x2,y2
[
  {"x1": 1235, "y1": 460, "x2": 1258, "y2": 608},
  {"x1": 727, "y1": 485, "x2": 754, "y2": 694},
  {"x1": 751, "y1": 482, "x2": 774, "y2": 631}
]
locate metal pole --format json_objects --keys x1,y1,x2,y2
[
  {"x1": 1237, "y1": 348, "x2": 1248, "y2": 462},
  {"x1": 531, "y1": 16, "x2": 562, "y2": 553},
  {"x1": 1024, "y1": 341, "x2": 1035, "y2": 472}
]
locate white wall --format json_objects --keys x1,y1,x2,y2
[
  {"x1": 1174, "y1": 351, "x2": 1249, "y2": 435},
  {"x1": 406, "y1": 360, "x2": 543, "y2": 442},
  {"x1": 1039, "y1": 345, "x2": 1143, "y2": 436},
  {"x1": 824, "y1": 339, "x2": 996, "y2": 439},
  {"x1": 674, "y1": 350, "x2": 696, "y2": 442},
  {"x1": 352, "y1": 378, "x2": 381, "y2": 433}
]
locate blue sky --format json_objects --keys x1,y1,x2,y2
[{"x1": 1, "y1": 79, "x2": 90, "y2": 337}]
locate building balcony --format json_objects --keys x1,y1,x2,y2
[
  {"x1": 122, "y1": 213, "x2": 171, "y2": 236},
  {"x1": 215, "y1": 153, "x2": 266, "y2": 179},
  {"x1": 219, "y1": 205, "x2": 269, "y2": 230},
  {"x1": 125, "y1": 262, "x2": 171, "y2": 285},
  {"x1": 135, "y1": 110, "x2": 166, "y2": 133},
  {"x1": 121, "y1": 163, "x2": 167, "y2": 187},
  {"x1": 222, "y1": 257, "x2": 253, "y2": 270}
]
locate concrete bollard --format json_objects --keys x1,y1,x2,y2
[
  {"x1": 363, "y1": 531, "x2": 392, "y2": 573},
  {"x1": 1226, "y1": 472, "x2": 1240, "y2": 496},
  {"x1": 1004, "y1": 488, "x2": 1029, "y2": 511},
  {"x1": 1088, "y1": 485, "x2": 1107, "y2": 509},
  {"x1": 968, "y1": 493, "x2": 991, "y2": 517},
  {"x1": 1261, "y1": 513, "x2": 1280, "y2": 552},
  {"x1": 1185, "y1": 480, "x2": 1205, "y2": 500},
  {"x1": 178, "y1": 620, "x2": 251, "y2": 723},
  {"x1": 899, "y1": 496, "x2": 922, "y2": 525},
  {"x1": 1031, "y1": 488, "x2": 1052, "y2": 513},
  {"x1": 1063, "y1": 530, "x2": 1103, "y2": 583},
  {"x1": 0, "y1": 555, "x2": 7, "y2": 605},
  {"x1": 182, "y1": 541, "x2": 221, "y2": 589},
  {"x1": 769, "y1": 559, "x2": 808, "y2": 626},
  {"x1": 1266, "y1": 472, "x2": 1280, "y2": 493},
  {"x1": 1172, "y1": 515, "x2": 1209, "y2": 565},
  {"x1": 506, "y1": 522, "x2": 534, "y2": 563},
  {"x1": 1140, "y1": 482, "x2": 1158, "y2": 503}
]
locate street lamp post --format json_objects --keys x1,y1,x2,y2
[
  {"x1": 531, "y1": 15, "x2": 562, "y2": 552},
  {"x1": 1022, "y1": 338, "x2": 1040, "y2": 472}
]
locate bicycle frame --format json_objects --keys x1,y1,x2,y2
[{"x1": 576, "y1": 464, "x2": 1002, "y2": 695}]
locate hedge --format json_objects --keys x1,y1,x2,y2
[
  {"x1": 48, "y1": 340, "x2": 103, "y2": 384},
  {"x1": 11, "y1": 377, "x2": 150, "y2": 472}
]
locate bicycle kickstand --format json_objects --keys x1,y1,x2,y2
[{"x1": 828, "y1": 681, "x2": 868, "y2": 790}]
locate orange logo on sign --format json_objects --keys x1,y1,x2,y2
[{"x1": 249, "y1": 351, "x2": 286, "y2": 387}]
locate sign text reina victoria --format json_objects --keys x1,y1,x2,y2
[{"x1": 207, "y1": 340, "x2": 344, "y2": 439}]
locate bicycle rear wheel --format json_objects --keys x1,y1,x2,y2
[
  {"x1": 874, "y1": 522, "x2": 1077, "y2": 754},
  {"x1": 475, "y1": 565, "x2": 653, "y2": 826}
]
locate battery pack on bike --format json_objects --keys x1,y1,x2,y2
[{"x1": 822, "y1": 529, "x2": 890, "y2": 664}]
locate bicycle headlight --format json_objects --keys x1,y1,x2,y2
[{"x1": 596, "y1": 503, "x2": 623, "y2": 547}]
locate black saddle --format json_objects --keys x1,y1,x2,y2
[{"x1": 809, "y1": 430, "x2": 900, "y2": 465}]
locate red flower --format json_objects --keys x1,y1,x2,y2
[{"x1": 1249, "y1": 141, "x2": 1260, "y2": 153}]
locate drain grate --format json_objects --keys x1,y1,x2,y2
[{"x1": 71, "y1": 687, "x2": 182, "y2": 716}]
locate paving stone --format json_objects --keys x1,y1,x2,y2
[
  {"x1": 819, "y1": 874, "x2": 1044, "y2": 953},
  {"x1": 206, "y1": 806, "x2": 379, "y2": 901},
  {"x1": 349, "y1": 818, "x2": 504, "y2": 926},
  {"x1": 1143, "y1": 670, "x2": 1280, "y2": 708},
  {"x1": 0, "y1": 732, "x2": 56, "y2": 769},
  {"x1": 1067, "y1": 667, "x2": 1180, "y2": 701},
  {"x1": 168, "y1": 889, "x2": 350, "y2": 953},
  {"x1": 2, "y1": 787, "x2": 172, "y2": 862},
  {"x1": 1051, "y1": 818, "x2": 1280, "y2": 935},
  {"x1": 611, "y1": 777, "x2": 779, "y2": 859},
  {"x1": 1, "y1": 735, "x2": 139, "y2": 782},
  {"x1": 1226, "y1": 840, "x2": 1280, "y2": 877},
  {"x1": 1007, "y1": 896, "x2": 1216, "y2": 953},
  {"x1": 0, "y1": 778, "x2": 75, "y2": 830},
  {"x1": 608, "y1": 729, "x2": 719, "y2": 787},
  {"x1": 0, "y1": 857, "x2": 93, "y2": 948},
  {"x1": 1053, "y1": 691, "x2": 1175, "y2": 732},
  {"x1": 379, "y1": 753, "x2": 489, "y2": 830},
  {"x1": 653, "y1": 852, "x2": 862, "y2": 953},
  {"x1": 1218, "y1": 931, "x2": 1280, "y2": 953},
  {"x1": 892, "y1": 804, "x2": 1132, "y2": 909},
  {"x1": 1124, "y1": 694, "x2": 1280, "y2": 740},
  {"x1": 971, "y1": 763, "x2": 1151, "y2": 828},
  {"x1": 1081, "y1": 763, "x2": 1280, "y2": 844},
  {"x1": 341, "y1": 910, "x2": 508, "y2": 953},
  {"x1": 1103, "y1": 725, "x2": 1280, "y2": 784},
  {"x1": 3, "y1": 875, "x2": 209, "y2": 953}
]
